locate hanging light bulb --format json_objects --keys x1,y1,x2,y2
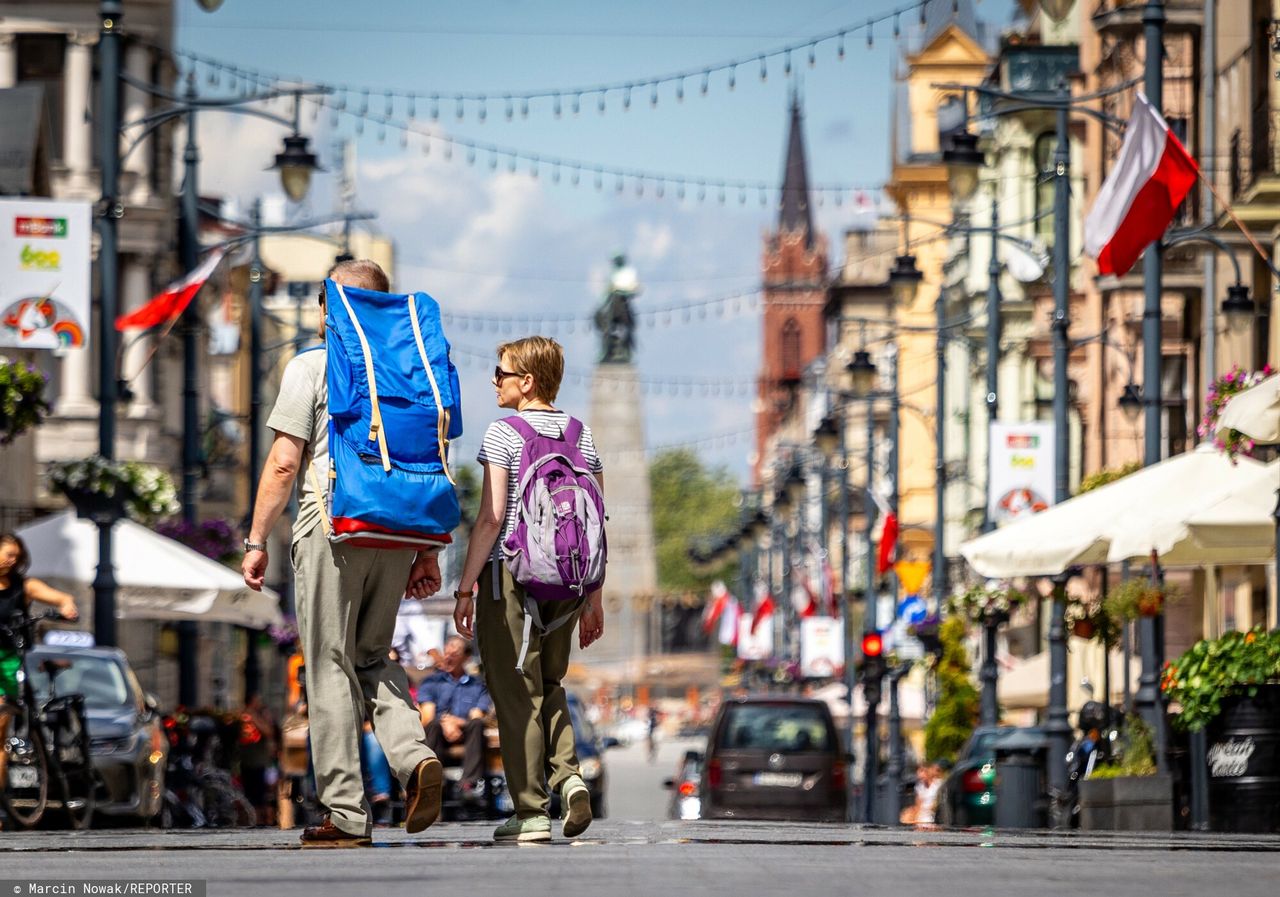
[
  {"x1": 728, "y1": 66, "x2": 736, "y2": 90},
  {"x1": 521, "y1": 98, "x2": 529, "y2": 117},
  {"x1": 784, "y1": 52, "x2": 792, "y2": 76},
  {"x1": 759, "y1": 56, "x2": 767, "y2": 81},
  {"x1": 505, "y1": 96, "x2": 514, "y2": 120},
  {"x1": 358, "y1": 91, "x2": 368, "y2": 115},
  {"x1": 650, "y1": 82, "x2": 658, "y2": 106},
  {"x1": 867, "y1": 21, "x2": 874, "y2": 47},
  {"x1": 623, "y1": 87, "x2": 631, "y2": 110},
  {"x1": 384, "y1": 92, "x2": 393, "y2": 117},
  {"x1": 430, "y1": 96, "x2": 439, "y2": 120},
  {"x1": 455, "y1": 97, "x2": 465, "y2": 120},
  {"x1": 478, "y1": 97, "x2": 487, "y2": 122},
  {"x1": 838, "y1": 32, "x2": 846, "y2": 59},
  {"x1": 676, "y1": 78, "x2": 684, "y2": 102},
  {"x1": 701, "y1": 71, "x2": 710, "y2": 95},
  {"x1": 554, "y1": 94, "x2": 562, "y2": 117},
  {"x1": 573, "y1": 93, "x2": 581, "y2": 114},
  {"x1": 408, "y1": 94, "x2": 416, "y2": 119}
]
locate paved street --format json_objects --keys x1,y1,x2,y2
[
  {"x1": 2, "y1": 822, "x2": 1279, "y2": 897},
  {"x1": 3, "y1": 741, "x2": 1279, "y2": 897}
]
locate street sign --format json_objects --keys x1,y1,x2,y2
[{"x1": 887, "y1": 618, "x2": 924, "y2": 661}]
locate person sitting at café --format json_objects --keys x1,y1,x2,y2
[{"x1": 418, "y1": 636, "x2": 491, "y2": 797}]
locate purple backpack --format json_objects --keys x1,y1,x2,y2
[{"x1": 497, "y1": 415, "x2": 607, "y2": 670}]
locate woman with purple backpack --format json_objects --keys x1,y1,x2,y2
[{"x1": 453, "y1": 335, "x2": 606, "y2": 843}]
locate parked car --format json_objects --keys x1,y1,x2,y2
[
  {"x1": 935, "y1": 725, "x2": 1047, "y2": 827},
  {"x1": 549, "y1": 693, "x2": 618, "y2": 819},
  {"x1": 663, "y1": 748, "x2": 704, "y2": 820},
  {"x1": 699, "y1": 695, "x2": 848, "y2": 823},
  {"x1": 26, "y1": 645, "x2": 168, "y2": 823}
]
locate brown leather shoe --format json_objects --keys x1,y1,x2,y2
[
  {"x1": 403, "y1": 757, "x2": 444, "y2": 834},
  {"x1": 300, "y1": 816, "x2": 372, "y2": 848}
]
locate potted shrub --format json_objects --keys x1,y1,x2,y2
[
  {"x1": 1103, "y1": 578, "x2": 1179, "y2": 626},
  {"x1": 0, "y1": 357, "x2": 50, "y2": 445},
  {"x1": 1162, "y1": 627, "x2": 1280, "y2": 833},
  {"x1": 49, "y1": 456, "x2": 180, "y2": 525},
  {"x1": 1078, "y1": 714, "x2": 1173, "y2": 831}
]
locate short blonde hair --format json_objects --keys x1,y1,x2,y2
[
  {"x1": 327, "y1": 258, "x2": 389, "y2": 293},
  {"x1": 498, "y1": 336, "x2": 564, "y2": 402}
]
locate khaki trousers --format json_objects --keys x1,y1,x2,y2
[
  {"x1": 292, "y1": 525, "x2": 435, "y2": 837},
  {"x1": 476, "y1": 561, "x2": 582, "y2": 819}
]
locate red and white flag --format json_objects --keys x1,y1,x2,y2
[
  {"x1": 116, "y1": 250, "x2": 225, "y2": 331},
  {"x1": 792, "y1": 579, "x2": 818, "y2": 619},
  {"x1": 1084, "y1": 93, "x2": 1198, "y2": 277},
  {"x1": 703, "y1": 581, "x2": 741, "y2": 648},
  {"x1": 750, "y1": 583, "x2": 776, "y2": 636},
  {"x1": 877, "y1": 511, "x2": 899, "y2": 576}
]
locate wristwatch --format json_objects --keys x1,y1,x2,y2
[
  {"x1": 453, "y1": 588, "x2": 476, "y2": 600},
  {"x1": 243, "y1": 539, "x2": 267, "y2": 552}
]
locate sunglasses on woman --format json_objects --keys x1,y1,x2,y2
[{"x1": 493, "y1": 366, "x2": 522, "y2": 384}]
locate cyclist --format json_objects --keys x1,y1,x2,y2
[{"x1": 0, "y1": 533, "x2": 79, "y2": 790}]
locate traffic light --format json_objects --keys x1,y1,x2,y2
[{"x1": 860, "y1": 630, "x2": 886, "y2": 706}]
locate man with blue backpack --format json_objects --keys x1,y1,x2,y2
[
  {"x1": 453, "y1": 335, "x2": 607, "y2": 843},
  {"x1": 243, "y1": 258, "x2": 463, "y2": 847}
]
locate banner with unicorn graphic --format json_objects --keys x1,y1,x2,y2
[{"x1": 0, "y1": 198, "x2": 91, "y2": 350}]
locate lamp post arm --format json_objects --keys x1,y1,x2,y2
[
  {"x1": 119, "y1": 70, "x2": 330, "y2": 107},
  {"x1": 1164, "y1": 228, "x2": 1245, "y2": 283}
]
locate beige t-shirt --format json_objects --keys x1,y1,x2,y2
[{"x1": 265, "y1": 349, "x2": 327, "y2": 543}]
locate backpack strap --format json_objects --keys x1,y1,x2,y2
[
  {"x1": 563, "y1": 416, "x2": 583, "y2": 446},
  {"x1": 333, "y1": 283, "x2": 392, "y2": 473},
  {"x1": 406, "y1": 293, "x2": 455, "y2": 485},
  {"x1": 306, "y1": 463, "x2": 332, "y2": 537},
  {"x1": 501, "y1": 415, "x2": 538, "y2": 442}
]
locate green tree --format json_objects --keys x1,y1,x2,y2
[
  {"x1": 924, "y1": 616, "x2": 980, "y2": 763},
  {"x1": 453, "y1": 463, "x2": 481, "y2": 526},
  {"x1": 649, "y1": 449, "x2": 740, "y2": 593}
]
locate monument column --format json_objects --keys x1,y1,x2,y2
[{"x1": 587, "y1": 255, "x2": 658, "y2": 681}]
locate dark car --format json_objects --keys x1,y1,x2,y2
[
  {"x1": 27, "y1": 645, "x2": 168, "y2": 823},
  {"x1": 548, "y1": 693, "x2": 617, "y2": 819},
  {"x1": 700, "y1": 696, "x2": 848, "y2": 823},
  {"x1": 935, "y1": 725, "x2": 1047, "y2": 827}
]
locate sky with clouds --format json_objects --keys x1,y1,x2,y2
[{"x1": 178, "y1": 0, "x2": 1018, "y2": 480}]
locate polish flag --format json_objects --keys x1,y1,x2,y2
[
  {"x1": 821, "y1": 558, "x2": 838, "y2": 617},
  {"x1": 116, "y1": 250, "x2": 225, "y2": 331},
  {"x1": 716, "y1": 595, "x2": 741, "y2": 647},
  {"x1": 1084, "y1": 93, "x2": 1198, "y2": 277},
  {"x1": 792, "y1": 579, "x2": 818, "y2": 619},
  {"x1": 702, "y1": 581, "x2": 732, "y2": 634},
  {"x1": 750, "y1": 583, "x2": 776, "y2": 636}
]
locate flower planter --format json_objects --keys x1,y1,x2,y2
[
  {"x1": 1078, "y1": 775, "x2": 1174, "y2": 831},
  {"x1": 1206, "y1": 684, "x2": 1280, "y2": 833},
  {"x1": 64, "y1": 488, "x2": 129, "y2": 525},
  {"x1": 1071, "y1": 619, "x2": 1096, "y2": 640}
]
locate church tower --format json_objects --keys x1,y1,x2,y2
[{"x1": 755, "y1": 95, "x2": 829, "y2": 480}]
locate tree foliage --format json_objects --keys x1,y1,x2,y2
[
  {"x1": 453, "y1": 463, "x2": 482, "y2": 527},
  {"x1": 649, "y1": 449, "x2": 740, "y2": 593},
  {"x1": 924, "y1": 616, "x2": 980, "y2": 763}
]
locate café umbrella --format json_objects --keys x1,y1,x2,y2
[{"x1": 16, "y1": 511, "x2": 283, "y2": 628}]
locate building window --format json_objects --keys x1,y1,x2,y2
[
  {"x1": 16, "y1": 34, "x2": 67, "y2": 163},
  {"x1": 781, "y1": 318, "x2": 802, "y2": 380},
  {"x1": 1034, "y1": 132, "x2": 1057, "y2": 244},
  {"x1": 1162, "y1": 354, "x2": 1187, "y2": 457}
]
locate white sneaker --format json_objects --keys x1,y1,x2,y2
[{"x1": 561, "y1": 774, "x2": 592, "y2": 838}]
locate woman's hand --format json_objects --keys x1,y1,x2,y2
[
  {"x1": 578, "y1": 592, "x2": 604, "y2": 650},
  {"x1": 59, "y1": 597, "x2": 79, "y2": 622},
  {"x1": 454, "y1": 587, "x2": 476, "y2": 640}
]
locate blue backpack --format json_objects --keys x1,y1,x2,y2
[{"x1": 313, "y1": 279, "x2": 462, "y2": 549}]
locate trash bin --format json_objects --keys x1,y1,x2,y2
[{"x1": 994, "y1": 736, "x2": 1047, "y2": 829}]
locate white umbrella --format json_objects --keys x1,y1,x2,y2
[
  {"x1": 1218, "y1": 373, "x2": 1280, "y2": 443},
  {"x1": 1104, "y1": 452, "x2": 1275, "y2": 565},
  {"x1": 961, "y1": 444, "x2": 1263, "y2": 578},
  {"x1": 1185, "y1": 461, "x2": 1280, "y2": 557},
  {"x1": 16, "y1": 511, "x2": 283, "y2": 628}
]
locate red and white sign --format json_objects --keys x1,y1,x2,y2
[{"x1": 1084, "y1": 92, "x2": 1198, "y2": 277}]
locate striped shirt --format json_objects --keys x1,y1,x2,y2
[{"x1": 477, "y1": 409, "x2": 604, "y2": 541}]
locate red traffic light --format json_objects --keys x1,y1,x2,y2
[{"x1": 861, "y1": 631, "x2": 883, "y2": 658}]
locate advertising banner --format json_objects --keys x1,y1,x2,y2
[
  {"x1": 988, "y1": 421, "x2": 1056, "y2": 524},
  {"x1": 0, "y1": 198, "x2": 91, "y2": 350},
  {"x1": 736, "y1": 615, "x2": 773, "y2": 662},
  {"x1": 799, "y1": 616, "x2": 845, "y2": 678}
]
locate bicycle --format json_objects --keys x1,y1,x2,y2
[{"x1": 0, "y1": 610, "x2": 98, "y2": 830}]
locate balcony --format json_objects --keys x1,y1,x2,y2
[
  {"x1": 1092, "y1": 0, "x2": 1204, "y2": 31},
  {"x1": 1227, "y1": 100, "x2": 1280, "y2": 223}
]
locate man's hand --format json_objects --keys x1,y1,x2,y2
[
  {"x1": 578, "y1": 592, "x2": 604, "y2": 650},
  {"x1": 243, "y1": 549, "x2": 268, "y2": 592},
  {"x1": 440, "y1": 714, "x2": 464, "y2": 743},
  {"x1": 405, "y1": 552, "x2": 442, "y2": 599}
]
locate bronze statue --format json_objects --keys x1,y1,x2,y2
[{"x1": 594, "y1": 253, "x2": 640, "y2": 364}]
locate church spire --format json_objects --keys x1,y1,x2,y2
[{"x1": 778, "y1": 92, "x2": 814, "y2": 249}]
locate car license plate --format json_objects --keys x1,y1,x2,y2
[
  {"x1": 752, "y1": 772, "x2": 802, "y2": 788},
  {"x1": 8, "y1": 765, "x2": 39, "y2": 788}
]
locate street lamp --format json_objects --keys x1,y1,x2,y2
[
  {"x1": 888, "y1": 254, "x2": 923, "y2": 306},
  {"x1": 1221, "y1": 283, "x2": 1256, "y2": 330},
  {"x1": 814, "y1": 414, "x2": 840, "y2": 460},
  {"x1": 784, "y1": 466, "x2": 807, "y2": 510},
  {"x1": 1119, "y1": 383, "x2": 1144, "y2": 423},
  {"x1": 272, "y1": 134, "x2": 322, "y2": 203},
  {"x1": 195, "y1": 0, "x2": 225, "y2": 11},
  {"x1": 847, "y1": 350, "x2": 878, "y2": 399},
  {"x1": 1037, "y1": 0, "x2": 1074, "y2": 22},
  {"x1": 942, "y1": 130, "x2": 984, "y2": 203}
]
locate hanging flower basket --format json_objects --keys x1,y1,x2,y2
[
  {"x1": 1103, "y1": 579, "x2": 1179, "y2": 626},
  {"x1": 1200, "y1": 365, "x2": 1275, "y2": 463},
  {"x1": 1071, "y1": 618, "x2": 1097, "y2": 640},
  {"x1": 49, "y1": 456, "x2": 180, "y2": 525},
  {"x1": 946, "y1": 583, "x2": 1029, "y2": 628},
  {"x1": 0, "y1": 358, "x2": 50, "y2": 445},
  {"x1": 155, "y1": 517, "x2": 243, "y2": 568}
]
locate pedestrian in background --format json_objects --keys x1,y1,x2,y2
[
  {"x1": 453, "y1": 336, "x2": 606, "y2": 843},
  {"x1": 242, "y1": 259, "x2": 444, "y2": 848}
]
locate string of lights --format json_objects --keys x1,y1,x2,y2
[
  {"x1": 449, "y1": 423, "x2": 756, "y2": 464},
  {"x1": 168, "y1": 0, "x2": 934, "y2": 123}
]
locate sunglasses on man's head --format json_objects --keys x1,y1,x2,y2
[{"x1": 493, "y1": 366, "x2": 522, "y2": 383}]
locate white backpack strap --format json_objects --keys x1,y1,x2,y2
[
  {"x1": 306, "y1": 463, "x2": 332, "y2": 537},
  {"x1": 406, "y1": 293, "x2": 455, "y2": 485},
  {"x1": 334, "y1": 283, "x2": 391, "y2": 473}
]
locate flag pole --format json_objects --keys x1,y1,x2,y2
[{"x1": 1196, "y1": 167, "x2": 1280, "y2": 278}]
